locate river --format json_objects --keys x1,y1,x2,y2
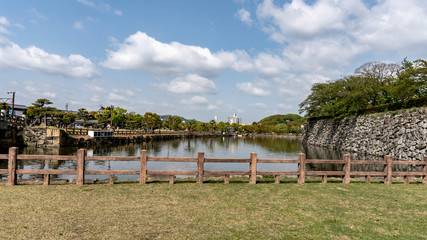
[{"x1": 0, "y1": 136, "x2": 393, "y2": 180}]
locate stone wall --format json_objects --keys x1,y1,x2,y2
[
  {"x1": 23, "y1": 128, "x2": 64, "y2": 148},
  {"x1": 302, "y1": 107, "x2": 427, "y2": 161}
]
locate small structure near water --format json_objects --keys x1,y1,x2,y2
[{"x1": 88, "y1": 130, "x2": 114, "y2": 138}]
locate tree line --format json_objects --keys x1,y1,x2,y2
[
  {"x1": 24, "y1": 99, "x2": 304, "y2": 134},
  {"x1": 299, "y1": 58, "x2": 427, "y2": 119}
]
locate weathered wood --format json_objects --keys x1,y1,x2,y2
[
  {"x1": 384, "y1": 155, "x2": 393, "y2": 184},
  {"x1": 351, "y1": 171, "x2": 386, "y2": 176},
  {"x1": 0, "y1": 154, "x2": 10, "y2": 159},
  {"x1": 224, "y1": 174, "x2": 230, "y2": 184},
  {"x1": 86, "y1": 156, "x2": 139, "y2": 161},
  {"x1": 85, "y1": 170, "x2": 139, "y2": 175},
  {"x1": 204, "y1": 171, "x2": 250, "y2": 176},
  {"x1": 109, "y1": 175, "x2": 115, "y2": 185},
  {"x1": 8, "y1": 147, "x2": 18, "y2": 186},
  {"x1": 169, "y1": 176, "x2": 175, "y2": 184},
  {"x1": 404, "y1": 175, "x2": 410, "y2": 184},
  {"x1": 77, "y1": 149, "x2": 86, "y2": 186},
  {"x1": 148, "y1": 157, "x2": 198, "y2": 162},
  {"x1": 306, "y1": 171, "x2": 345, "y2": 176},
  {"x1": 322, "y1": 175, "x2": 327, "y2": 184},
  {"x1": 298, "y1": 153, "x2": 306, "y2": 184},
  {"x1": 17, "y1": 169, "x2": 76, "y2": 175},
  {"x1": 0, "y1": 169, "x2": 7, "y2": 174},
  {"x1": 140, "y1": 150, "x2": 147, "y2": 184},
  {"x1": 44, "y1": 174, "x2": 50, "y2": 186},
  {"x1": 257, "y1": 159, "x2": 299, "y2": 163},
  {"x1": 391, "y1": 172, "x2": 424, "y2": 176},
  {"x1": 205, "y1": 158, "x2": 250, "y2": 163},
  {"x1": 351, "y1": 160, "x2": 386, "y2": 165},
  {"x1": 305, "y1": 159, "x2": 345, "y2": 164},
  {"x1": 343, "y1": 154, "x2": 351, "y2": 184},
  {"x1": 392, "y1": 160, "x2": 427, "y2": 165},
  {"x1": 249, "y1": 152, "x2": 257, "y2": 184},
  {"x1": 274, "y1": 175, "x2": 280, "y2": 184},
  {"x1": 197, "y1": 152, "x2": 204, "y2": 184},
  {"x1": 257, "y1": 171, "x2": 298, "y2": 176},
  {"x1": 147, "y1": 170, "x2": 198, "y2": 176},
  {"x1": 423, "y1": 156, "x2": 427, "y2": 184},
  {"x1": 365, "y1": 176, "x2": 371, "y2": 184},
  {"x1": 18, "y1": 155, "x2": 77, "y2": 161}
]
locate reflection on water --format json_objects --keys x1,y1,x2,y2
[{"x1": 0, "y1": 136, "x2": 421, "y2": 180}]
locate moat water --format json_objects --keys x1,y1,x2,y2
[{"x1": 0, "y1": 136, "x2": 393, "y2": 180}]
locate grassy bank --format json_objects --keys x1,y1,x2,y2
[{"x1": 0, "y1": 178, "x2": 426, "y2": 239}]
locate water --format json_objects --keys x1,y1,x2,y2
[{"x1": 1, "y1": 136, "x2": 416, "y2": 180}]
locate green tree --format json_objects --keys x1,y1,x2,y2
[
  {"x1": 165, "y1": 116, "x2": 182, "y2": 131},
  {"x1": 141, "y1": 112, "x2": 162, "y2": 132}
]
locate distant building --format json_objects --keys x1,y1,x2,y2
[
  {"x1": 228, "y1": 113, "x2": 241, "y2": 125},
  {"x1": 214, "y1": 115, "x2": 218, "y2": 123}
]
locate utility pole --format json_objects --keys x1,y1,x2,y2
[
  {"x1": 110, "y1": 105, "x2": 114, "y2": 129},
  {"x1": 6, "y1": 91, "x2": 15, "y2": 116}
]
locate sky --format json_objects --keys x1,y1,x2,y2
[{"x1": 1, "y1": 0, "x2": 427, "y2": 123}]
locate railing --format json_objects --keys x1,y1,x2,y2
[
  {"x1": 1, "y1": 147, "x2": 426, "y2": 186},
  {"x1": 64, "y1": 128, "x2": 185, "y2": 136},
  {"x1": 0, "y1": 114, "x2": 26, "y2": 127}
]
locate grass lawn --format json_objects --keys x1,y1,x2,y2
[{"x1": 0, "y1": 177, "x2": 426, "y2": 239}]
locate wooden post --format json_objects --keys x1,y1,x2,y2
[
  {"x1": 342, "y1": 154, "x2": 351, "y2": 184},
  {"x1": 109, "y1": 175, "x2": 115, "y2": 185},
  {"x1": 77, "y1": 149, "x2": 86, "y2": 186},
  {"x1": 423, "y1": 156, "x2": 427, "y2": 184},
  {"x1": 44, "y1": 174, "x2": 50, "y2": 186},
  {"x1": 404, "y1": 175, "x2": 410, "y2": 184},
  {"x1": 197, "y1": 152, "x2": 204, "y2": 184},
  {"x1": 224, "y1": 175, "x2": 230, "y2": 184},
  {"x1": 298, "y1": 153, "x2": 306, "y2": 184},
  {"x1": 7, "y1": 147, "x2": 18, "y2": 186},
  {"x1": 322, "y1": 175, "x2": 327, "y2": 184},
  {"x1": 365, "y1": 176, "x2": 371, "y2": 184},
  {"x1": 384, "y1": 155, "x2": 392, "y2": 184},
  {"x1": 250, "y1": 152, "x2": 257, "y2": 184},
  {"x1": 275, "y1": 175, "x2": 280, "y2": 184},
  {"x1": 169, "y1": 176, "x2": 175, "y2": 184},
  {"x1": 140, "y1": 150, "x2": 147, "y2": 184}
]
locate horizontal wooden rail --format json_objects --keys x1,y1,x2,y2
[{"x1": 1, "y1": 147, "x2": 426, "y2": 186}]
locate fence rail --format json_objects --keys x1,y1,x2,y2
[
  {"x1": 64, "y1": 128, "x2": 186, "y2": 136},
  {"x1": 1, "y1": 147, "x2": 426, "y2": 186}
]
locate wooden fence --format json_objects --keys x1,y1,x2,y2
[{"x1": 1, "y1": 147, "x2": 426, "y2": 186}]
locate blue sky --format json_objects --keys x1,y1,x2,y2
[{"x1": 1, "y1": 0, "x2": 427, "y2": 123}]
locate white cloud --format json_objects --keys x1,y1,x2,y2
[
  {"x1": 250, "y1": 102, "x2": 267, "y2": 109},
  {"x1": 108, "y1": 92, "x2": 125, "y2": 101},
  {"x1": 236, "y1": 8, "x2": 253, "y2": 26},
  {"x1": 102, "y1": 31, "x2": 241, "y2": 77},
  {"x1": 77, "y1": 0, "x2": 123, "y2": 16},
  {"x1": 189, "y1": 95, "x2": 208, "y2": 104},
  {"x1": 236, "y1": 82, "x2": 270, "y2": 97},
  {"x1": 0, "y1": 37, "x2": 99, "y2": 78},
  {"x1": 160, "y1": 74, "x2": 217, "y2": 94},
  {"x1": 0, "y1": 16, "x2": 10, "y2": 26},
  {"x1": 74, "y1": 21, "x2": 84, "y2": 30},
  {"x1": 42, "y1": 92, "x2": 57, "y2": 99},
  {"x1": 31, "y1": 8, "x2": 47, "y2": 20}
]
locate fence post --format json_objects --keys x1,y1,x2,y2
[
  {"x1": 250, "y1": 152, "x2": 257, "y2": 184},
  {"x1": 384, "y1": 155, "x2": 392, "y2": 184},
  {"x1": 343, "y1": 154, "x2": 351, "y2": 184},
  {"x1": 423, "y1": 156, "x2": 427, "y2": 184},
  {"x1": 224, "y1": 174, "x2": 230, "y2": 184},
  {"x1": 44, "y1": 174, "x2": 50, "y2": 186},
  {"x1": 77, "y1": 149, "x2": 86, "y2": 185},
  {"x1": 7, "y1": 147, "x2": 18, "y2": 186},
  {"x1": 140, "y1": 150, "x2": 147, "y2": 184},
  {"x1": 197, "y1": 152, "x2": 204, "y2": 184},
  {"x1": 298, "y1": 153, "x2": 306, "y2": 184}
]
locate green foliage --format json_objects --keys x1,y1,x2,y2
[
  {"x1": 300, "y1": 59, "x2": 427, "y2": 119},
  {"x1": 256, "y1": 114, "x2": 304, "y2": 134}
]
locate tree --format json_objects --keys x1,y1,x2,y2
[
  {"x1": 26, "y1": 98, "x2": 56, "y2": 126},
  {"x1": 141, "y1": 112, "x2": 162, "y2": 132},
  {"x1": 165, "y1": 116, "x2": 182, "y2": 131}
]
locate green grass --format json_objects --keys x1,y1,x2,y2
[{"x1": 0, "y1": 177, "x2": 426, "y2": 239}]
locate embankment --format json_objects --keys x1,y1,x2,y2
[
  {"x1": 302, "y1": 107, "x2": 427, "y2": 160},
  {"x1": 21, "y1": 128, "x2": 230, "y2": 148}
]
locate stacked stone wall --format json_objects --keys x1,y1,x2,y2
[{"x1": 302, "y1": 108, "x2": 427, "y2": 160}]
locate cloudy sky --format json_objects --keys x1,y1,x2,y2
[{"x1": 1, "y1": 0, "x2": 427, "y2": 123}]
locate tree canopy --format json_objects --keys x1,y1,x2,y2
[{"x1": 299, "y1": 59, "x2": 427, "y2": 119}]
